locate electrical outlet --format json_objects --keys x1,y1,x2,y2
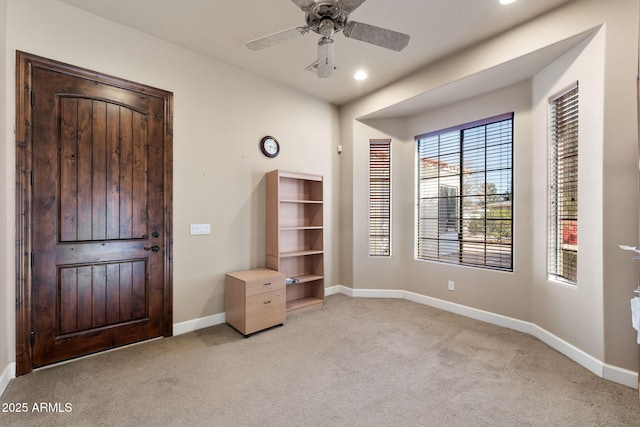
[{"x1": 448, "y1": 280, "x2": 455, "y2": 291}]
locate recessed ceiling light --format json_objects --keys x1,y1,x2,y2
[
  {"x1": 354, "y1": 70, "x2": 368, "y2": 80},
  {"x1": 500, "y1": 0, "x2": 517, "y2": 4}
]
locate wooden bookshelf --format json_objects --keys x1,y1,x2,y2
[{"x1": 266, "y1": 170, "x2": 324, "y2": 314}]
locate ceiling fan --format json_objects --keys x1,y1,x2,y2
[{"x1": 245, "y1": 0, "x2": 410, "y2": 78}]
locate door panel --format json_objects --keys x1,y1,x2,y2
[
  {"x1": 58, "y1": 98, "x2": 149, "y2": 242},
  {"x1": 57, "y1": 261, "x2": 148, "y2": 336},
  {"x1": 27, "y1": 61, "x2": 171, "y2": 368}
]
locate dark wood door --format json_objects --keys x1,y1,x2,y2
[{"x1": 26, "y1": 57, "x2": 172, "y2": 368}]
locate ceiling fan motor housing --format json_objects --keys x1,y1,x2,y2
[{"x1": 306, "y1": 2, "x2": 348, "y2": 36}]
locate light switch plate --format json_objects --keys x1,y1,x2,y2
[{"x1": 190, "y1": 224, "x2": 211, "y2": 235}]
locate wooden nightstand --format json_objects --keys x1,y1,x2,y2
[{"x1": 225, "y1": 268, "x2": 286, "y2": 336}]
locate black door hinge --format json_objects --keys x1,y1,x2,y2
[
  {"x1": 30, "y1": 252, "x2": 34, "y2": 267},
  {"x1": 30, "y1": 331, "x2": 35, "y2": 347},
  {"x1": 30, "y1": 90, "x2": 35, "y2": 107},
  {"x1": 30, "y1": 170, "x2": 34, "y2": 187}
]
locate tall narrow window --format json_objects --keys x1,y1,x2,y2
[
  {"x1": 416, "y1": 113, "x2": 513, "y2": 270},
  {"x1": 369, "y1": 139, "x2": 391, "y2": 256},
  {"x1": 549, "y1": 83, "x2": 579, "y2": 284}
]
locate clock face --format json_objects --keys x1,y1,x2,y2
[
  {"x1": 264, "y1": 139, "x2": 277, "y2": 154},
  {"x1": 260, "y1": 136, "x2": 280, "y2": 158}
]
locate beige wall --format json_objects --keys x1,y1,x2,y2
[
  {"x1": 340, "y1": 0, "x2": 639, "y2": 371},
  {"x1": 403, "y1": 81, "x2": 534, "y2": 321},
  {"x1": 532, "y1": 31, "x2": 606, "y2": 360},
  {"x1": 600, "y1": 2, "x2": 640, "y2": 370},
  {"x1": 352, "y1": 118, "x2": 408, "y2": 290},
  {"x1": 0, "y1": 0, "x2": 9, "y2": 376},
  {"x1": 0, "y1": 0, "x2": 340, "y2": 371}
]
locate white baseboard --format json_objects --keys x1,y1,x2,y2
[
  {"x1": 403, "y1": 290, "x2": 533, "y2": 334},
  {"x1": 173, "y1": 312, "x2": 226, "y2": 336},
  {"x1": 325, "y1": 285, "x2": 347, "y2": 296},
  {"x1": 529, "y1": 324, "x2": 603, "y2": 378},
  {"x1": 0, "y1": 362, "x2": 16, "y2": 398},
  {"x1": 603, "y1": 363, "x2": 638, "y2": 389},
  {"x1": 325, "y1": 285, "x2": 638, "y2": 390},
  {"x1": 173, "y1": 286, "x2": 347, "y2": 335}
]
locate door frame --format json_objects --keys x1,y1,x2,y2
[{"x1": 15, "y1": 51, "x2": 174, "y2": 376}]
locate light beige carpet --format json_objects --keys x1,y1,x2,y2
[{"x1": 1, "y1": 294, "x2": 639, "y2": 426}]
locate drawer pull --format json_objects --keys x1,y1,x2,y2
[
  {"x1": 263, "y1": 300, "x2": 272, "y2": 305},
  {"x1": 263, "y1": 282, "x2": 271, "y2": 286}
]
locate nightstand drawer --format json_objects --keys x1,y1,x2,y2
[
  {"x1": 245, "y1": 290, "x2": 285, "y2": 334},
  {"x1": 245, "y1": 275, "x2": 285, "y2": 297}
]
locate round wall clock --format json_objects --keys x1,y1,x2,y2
[{"x1": 260, "y1": 136, "x2": 280, "y2": 158}]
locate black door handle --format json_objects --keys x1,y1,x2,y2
[{"x1": 144, "y1": 245, "x2": 160, "y2": 252}]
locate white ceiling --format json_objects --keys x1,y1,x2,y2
[{"x1": 56, "y1": 0, "x2": 576, "y2": 106}]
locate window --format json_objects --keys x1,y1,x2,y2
[
  {"x1": 416, "y1": 113, "x2": 513, "y2": 270},
  {"x1": 548, "y1": 83, "x2": 579, "y2": 284},
  {"x1": 369, "y1": 139, "x2": 391, "y2": 256}
]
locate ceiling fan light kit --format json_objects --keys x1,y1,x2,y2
[{"x1": 245, "y1": 0, "x2": 410, "y2": 78}]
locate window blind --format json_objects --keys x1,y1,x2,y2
[
  {"x1": 416, "y1": 113, "x2": 513, "y2": 270},
  {"x1": 549, "y1": 84, "x2": 579, "y2": 284},
  {"x1": 369, "y1": 139, "x2": 391, "y2": 256}
]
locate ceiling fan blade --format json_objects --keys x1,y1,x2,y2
[
  {"x1": 290, "y1": 0, "x2": 317, "y2": 12},
  {"x1": 317, "y1": 37, "x2": 335, "y2": 78},
  {"x1": 343, "y1": 21, "x2": 410, "y2": 51},
  {"x1": 341, "y1": 0, "x2": 367, "y2": 13},
  {"x1": 245, "y1": 26, "x2": 308, "y2": 51}
]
